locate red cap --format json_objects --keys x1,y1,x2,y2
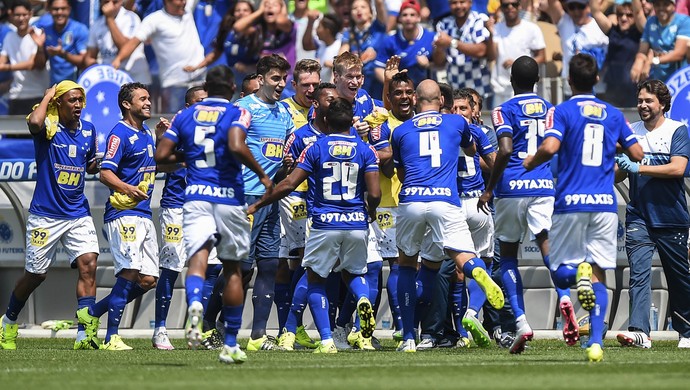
[{"x1": 400, "y1": 0, "x2": 421, "y2": 14}]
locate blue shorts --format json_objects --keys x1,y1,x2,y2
[{"x1": 243, "y1": 195, "x2": 281, "y2": 266}]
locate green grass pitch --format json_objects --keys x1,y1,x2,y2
[{"x1": 1, "y1": 338, "x2": 689, "y2": 389}]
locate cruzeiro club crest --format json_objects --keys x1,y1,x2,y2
[
  {"x1": 666, "y1": 66, "x2": 690, "y2": 126},
  {"x1": 78, "y1": 65, "x2": 133, "y2": 154}
]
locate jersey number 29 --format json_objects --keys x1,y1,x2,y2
[{"x1": 323, "y1": 162, "x2": 359, "y2": 200}]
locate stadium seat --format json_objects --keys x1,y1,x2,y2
[
  {"x1": 611, "y1": 267, "x2": 668, "y2": 331},
  {"x1": 567, "y1": 269, "x2": 617, "y2": 324}
]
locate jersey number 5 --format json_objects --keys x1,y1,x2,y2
[
  {"x1": 194, "y1": 125, "x2": 216, "y2": 168},
  {"x1": 323, "y1": 162, "x2": 359, "y2": 200}
]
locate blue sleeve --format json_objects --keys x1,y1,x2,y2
[
  {"x1": 544, "y1": 106, "x2": 564, "y2": 141},
  {"x1": 617, "y1": 114, "x2": 638, "y2": 149},
  {"x1": 459, "y1": 120, "x2": 473, "y2": 148},
  {"x1": 374, "y1": 36, "x2": 392, "y2": 68},
  {"x1": 671, "y1": 125, "x2": 690, "y2": 158},
  {"x1": 641, "y1": 18, "x2": 652, "y2": 43},
  {"x1": 296, "y1": 143, "x2": 316, "y2": 174},
  {"x1": 474, "y1": 126, "x2": 495, "y2": 156},
  {"x1": 676, "y1": 15, "x2": 690, "y2": 39},
  {"x1": 364, "y1": 145, "x2": 379, "y2": 172},
  {"x1": 101, "y1": 129, "x2": 125, "y2": 171},
  {"x1": 230, "y1": 107, "x2": 251, "y2": 132},
  {"x1": 492, "y1": 106, "x2": 512, "y2": 136},
  {"x1": 371, "y1": 122, "x2": 391, "y2": 150},
  {"x1": 165, "y1": 114, "x2": 182, "y2": 144}
]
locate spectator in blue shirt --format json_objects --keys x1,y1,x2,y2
[{"x1": 38, "y1": 0, "x2": 89, "y2": 85}]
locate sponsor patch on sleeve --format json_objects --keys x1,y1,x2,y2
[
  {"x1": 491, "y1": 107, "x2": 504, "y2": 127},
  {"x1": 105, "y1": 135, "x2": 121, "y2": 159}
]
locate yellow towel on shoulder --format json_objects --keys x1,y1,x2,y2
[
  {"x1": 109, "y1": 181, "x2": 151, "y2": 211},
  {"x1": 27, "y1": 80, "x2": 86, "y2": 140}
]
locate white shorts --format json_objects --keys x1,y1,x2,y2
[
  {"x1": 494, "y1": 196, "x2": 554, "y2": 243},
  {"x1": 25, "y1": 214, "x2": 99, "y2": 274},
  {"x1": 367, "y1": 223, "x2": 383, "y2": 263},
  {"x1": 398, "y1": 201, "x2": 476, "y2": 262},
  {"x1": 183, "y1": 201, "x2": 250, "y2": 262},
  {"x1": 302, "y1": 228, "x2": 369, "y2": 278},
  {"x1": 159, "y1": 207, "x2": 219, "y2": 272},
  {"x1": 549, "y1": 212, "x2": 617, "y2": 271},
  {"x1": 374, "y1": 207, "x2": 398, "y2": 258},
  {"x1": 279, "y1": 195, "x2": 308, "y2": 254},
  {"x1": 105, "y1": 216, "x2": 159, "y2": 277},
  {"x1": 462, "y1": 197, "x2": 495, "y2": 258}
]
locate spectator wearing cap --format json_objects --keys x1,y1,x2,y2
[
  {"x1": 631, "y1": 0, "x2": 690, "y2": 83},
  {"x1": 111, "y1": 0, "x2": 206, "y2": 113},
  {"x1": 84, "y1": 0, "x2": 151, "y2": 85},
  {"x1": 374, "y1": 0, "x2": 436, "y2": 87},
  {"x1": 489, "y1": 0, "x2": 545, "y2": 107},
  {"x1": 433, "y1": 0, "x2": 493, "y2": 99},
  {"x1": 590, "y1": 0, "x2": 645, "y2": 107},
  {"x1": 545, "y1": 0, "x2": 608, "y2": 95}
]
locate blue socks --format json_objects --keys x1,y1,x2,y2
[
  {"x1": 155, "y1": 268, "x2": 179, "y2": 328},
  {"x1": 223, "y1": 305, "x2": 243, "y2": 347},
  {"x1": 274, "y1": 282, "x2": 291, "y2": 331},
  {"x1": 251, "y1": 258, "x2": 278, "y2": 339},
  {"x1": 285, "y1": 273, "x2": 308, "y2": 334},
  {"x1": 77, "y1": 296, "x2": 95, "y2": 333},
  {"x1": 307, "y1": 283, "x2": 331, "y2": 341},
  {"x1": 203, "y1": 276, "x2": 225, "y2": 329},
  {"x1": 5, "y1": 292, "x2": 26, "y2": 321},
  {"x1": 386, "y1": 263, "x2": 403, "y2": 331},
  {"x1": 500, "y1": 256, "x2": 525, "y2": 318},
  {"x1": 544, "y1": 255, "x2": 571, "y2": 300},
  {"x1": 105, "y1": 277, "x2": 134, "y2": 343},
  {"x1": 589, "y1": 282, "x2": 608, "y2": 346},
  {"x1": 202, "y1": 264, "x2": 223, "y2": 311},
  {"x1": 553, "y1": 264, "x2": 578, "y2": 290},
  {"x1": 185, "y1": 274, "x2": 204, "y2": 307},
  {"x1": 416, "y1": 263, "x2": 438, "y2": 304},
  {"x1": 397, "y1": 265, "x2": 417, "y2": 341},
  {"x1": 467, "y1": 265, "x2": 489, "y2": 312},
  {"x1": 451, "y1": 281, "x2": 468, "y2": 337}
]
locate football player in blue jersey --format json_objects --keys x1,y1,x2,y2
[
  {"x1": 615, "y1": 80, "x2": 690, "y2": 350},
  {"x1": 248, "y1": 97, "x2": 381, "y2": 354},
  {"x1": 478, "y1": 56, "x2": 562, "y2": 354},
  {"x1": 0, "y1": 81, "x2": 99, "y2": 351},
  {"x1": 276, "y1": 82, "x2": 339, "y2": 351},
  {"x1": 235, "y1": 54, "x2": 295, "y2": 351},
  {"x1": 524, "y1": 53, "x2": 643, "y2": 362},
  {"x1": 391, "y1": 79, "x2": 504, "y2": 353},
  {"x1": 79, "y1": 82, "x2": 158, "y2": 351},
  {"x1": 156, "y1": 65, "x2": 273, "y2": 364}
]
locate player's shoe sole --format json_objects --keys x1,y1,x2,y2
[
  {"x1": 560, "y1": 300, "x2": 580, "y2": 346},
  {"x1": 462, "y1": 316, "x2": 492, "y2": 348},
  {"x1": 471, "y1": 268, "x2": 504, "y2": 309},
  {"x1": 185, "y1": 301, "x2": 204, "y2": 350},
  {"x1": 576, "y1": 263, "x2": 596, "y2": 311},
  {"x1": 357, "y1": 297, "x2": 376, "y2": 339}
]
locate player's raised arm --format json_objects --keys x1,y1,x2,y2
[{"x1": 27, "y1": 85, "x2": 57, "y2": 135}]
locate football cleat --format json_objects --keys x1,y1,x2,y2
[
  {"x1": 185, "y1": 301, "x2": 204, "y2": 350},
  {"x1": 370, "y1": 336, "x2": 383, "y2": 350},
  {"x1": 586, "y1": 343, "x2": 604, "y2": 362},
  {"x1": 246, "y1": 335, "x2": 285, "y2": 351},
  {"x1": 576, "y1": 263, "x2": 596, "y2": 311},
  {"x1": 392, "y1": 330, "x2": 403, "y2": 342},
  {"x1": 678, "y1": 337, "x2": 690, "y2": 348},
  {"x1": 456, "y1": 337, "x2": 471, "y2": 349},
  {"x1": 462, "y1": 315, "x2": 491, "y2": 348},
  {"x1": 332, "y1": 325, "x2": 352, "y2": 350},
  {"x1": 616, "y1": 331, "x2": 651, "y2": 349},
  {"x1": 201, "y1": 329, "x2": 224, "y2": 350},
  {"x1": 347, "y1": 328, "x2": 361, "y2": 347},
  {"x1": 356, "y1": 297, "x2": 376, "y2": 339},
  {"x1": 75, "y1": 307, "x2": 100, "y2": 340},
  {"x1": 397, "y1": 339, "x2": 416, "y2": 353},
  {"x1": 0, "y1": 315, "x2": 18, "y2": 350},
  {"x1": 219, "y1": 345, "x2": 247, "y2": 364},
  {"x1": 278, "y1": 328, "x2": 296, "y2": 351},
  {"x1": 355, "y1": 336, "x2": 376, "y2": 351},
  {"x1": 73, "y1": 338, "x2": 100, "y2": 350},
  {"x1": 295, "y1": 325, "x2": 317, "y2": 349},
  {"x1": 560, "y1": 300, "x2": 580, "y2": 346},
  {"x1": 509, "y1": 323, "x2": 533, "y2": 354},
  {"x1": 416, "y1": 338, "x2": 437, "y2": 350},
  {"x1": 313, "y1": 340, "x2": 337, "y2": 354},
  {"x1": 100, "y1": 334, "x2": 133, "y2": 351},
  {"x1": 152, "y1": 330, "x2": 175, "y2": 350},
  {"x1": 471, "y1": 267, "x2": 505, "y2": 309}
]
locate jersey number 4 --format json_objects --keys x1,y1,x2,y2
[
  {"x1": 323, "y1": 162, "x2": 359, "y2": 200},
  {"x1": 420, "y1": 131, "x2": 442, "y2": 168}
]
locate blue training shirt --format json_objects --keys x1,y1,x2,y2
[
  {"x1": 235, "y1": 94, "x2": 295, "y2": 196},
  {"x1": 458, "y1": 123, "x2": 495, "y2": 196},
  {"x1": 102, "y1": 121, "x2": 157, "y2": 222},
  {"x1": 29, "y1": 120, "x2": 97, "y2": 219},
  {"x1": 492, "y1": 93, "x2": 555, "y2": 198},
  {"x1": 545, "y1": 94, "x2": 638, "y2": 214},
  {"x1": 40, "y1": 18, "x2": 89, "y2": 84},
  {"x1": 391, "y1": 111, "x2": 473, "y2": 206},
  {"x1": 627, "y1": 119, "x2": 690, "y2": 228},
  {"x1": 296, "y1": 133, "x2": 379, "y2": 231},
  {"x1": 165, "y1": 97, "x2": 251, "y2": 206}
]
